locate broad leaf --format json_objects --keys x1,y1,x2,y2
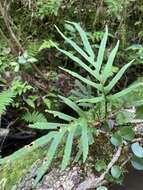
[
  {"x1": 95, "y1": 160, "x2": 107, "y2": 172},
  {"x1": 111, "y1": 133, "x2": 123, "y2": 146},
  {"x1": 131, "y1": 142, "x2": 143, "y2": 158},
  {"x1": 97, "y1": 186, "x2": 108, "y2": 190},
  {"x1": 131, "y1": 156, "x2": 143, "y2": 170},
  {"x1": 111, "y1": 165, "x2": 122, "y2": 179},
  {"x1": 119, "y1": 126, "x2": 135, "y2": 141}
]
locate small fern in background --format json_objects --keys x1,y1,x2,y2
[
  {"x1": 36, "y1": 0, "x2": 63, "y2": 19},
  {"x1": 0, "y1": 90, "x2": 14, "y2": 114},
  {"x1": 22, "y1": 111, "x2": 47, "y2": 124}
]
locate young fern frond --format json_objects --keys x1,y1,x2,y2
[
  {"x1": 0, "y1": 90, "x2": 14, "y2": 114},
  {"x1": 22, "y1": 111, "x2": 47, "y2": 124}
]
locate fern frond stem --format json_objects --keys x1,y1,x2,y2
[{"x1": 102, "y1": 85, "x2": 108, "y2": 119}]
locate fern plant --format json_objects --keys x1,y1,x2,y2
[
  {"x1": 22, "y1": 111, "x2": 47, "y2": 124},
  {"x1": 0, "y1": 90, "x2": 14, "y2": 115},
  {"x1": 1, "y1": 22, "x2": 143, "y2": 186},
  {"x1": 31, "y1": 22, "x2": 143, "y2": 185}
]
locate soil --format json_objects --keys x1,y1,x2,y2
[{"x1": 111, "y1": 169, "x2": 143, "y2": 190}]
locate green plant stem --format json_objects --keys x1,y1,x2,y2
[{"x1": 102, "y1": 85, "x2": 108, "y2": 119}]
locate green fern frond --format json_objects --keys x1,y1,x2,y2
[
  {"x1": 34, "y1": 130, "x2": 66, "y2": 186},
  {"x1": 61, "y1": 124, "x2": 77, "y2": 170},
  {"x1": 0, "y1": 90, "x2": 14, "y2": 114},
  {"x1": 32, "y1": 116, "x2": 91, "y2": 185},
  {"x1": 22, "y1": 111, "x2": 47, "y2": 124}
]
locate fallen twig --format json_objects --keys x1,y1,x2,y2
[{"x1": 76, "y1": 146, "x2": 122, "y2": 190}]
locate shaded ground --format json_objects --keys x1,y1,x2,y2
[{"x1": 111, "y1": 169, "x2": 143, "y2": 190}]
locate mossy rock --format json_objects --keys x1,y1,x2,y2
[{"x1": 0, "y1": 148, "x2": 47, "y2": 190}]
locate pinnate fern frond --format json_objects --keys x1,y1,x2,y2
[
  {"x1": 0, "y1": 90, "x2": 14, "y2": 114},
  {"x1": 22, "y1": 111, "x2": 47, "y2": 124}
]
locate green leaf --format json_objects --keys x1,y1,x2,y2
[
  {"x1": 111, "y1": 165, "x2": 122, "y2": 179},
  {"x1": 0, "y1": 131, "x2": 57, "y2": 164},
  {"x1": 131, "y1": 156, "x2": 143, "y2": 170},
  {"x1": 22, "y1": 111, "x2": 47, "y2": 124},
  {"x1": 96, "y1": 186, "x2": 108, "y2": 190},
  {"x1": 111, "y1": 133, "x2": 123, "y2": 146},
  {"x1": 47, "y1": 110, "x2": 75, "y2": 121},
  {"x1": 131, "y1": 100, "x2": 143, "y2": 107},
  {"x1": 131, "y1": 142, "x2": 143, "y2": 158},
  {"x1": 77, "y1": 96, "x2": 104, "y2": 104},
  {"x1": 116, "y1": 110, "x2": 135, "y2": 125},
  {"x1": 54, "y1": 44, "x2": 100, "y2": 81},
  {"x1": 119, "y1": 126, "x2": 135, "y2": 141},
  {"x1": 105, "y1": 60, "x2": 134, "y2": 93},
  {"x1": 102, "y1": 41, "x2": 119, "y2": 83},
  {"x1": 95, "y1": 160, "x2": 107, "y2": 172},
  {"x1": 66, "y1": 21, "x2": 95, "y2": 60},
  {"x1": 29, "y1": 122, "x2": 63, "y2": 130},
  {"x1": 81, "y1": 120, "x2": 89, "y2": 162},
  {"x1": 96, "y1": 25, "x2": 108, "y2": 72},
  {"x1": 0, "y1": 90, "x2": 14, "y2": 114},
  {"x1": 61, "y1": 126, "x2": 77, "y2": 170},
  {"x1": 25, "y1": 99, "x2": 35, "y2": 108},
  {"x1": 109, "y1": 82, "x2": 143, "y2": 99},
  {"x1": 60, "y1": 67, "x2": 102, "y2": 91},
  {"x1": 34, "y1": 131, "x2": 65, "y2": 186},
  {"x1": 55, "y1": 25, "x2": 91, "y2": 63},
  {"x1": 59, "y1": 95, "x2": 85, "y2": 116}
]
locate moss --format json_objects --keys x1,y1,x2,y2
[{"x1": 0, "y1": 148, "x2": 47, "y2": 190}]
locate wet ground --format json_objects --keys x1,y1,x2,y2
[{"x1": 111, "y1": 169, "x2": 143, "y2": 190}]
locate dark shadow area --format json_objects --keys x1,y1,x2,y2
[{"x1": 111, "y1": 169, "x2": 143, "y2": 190}]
